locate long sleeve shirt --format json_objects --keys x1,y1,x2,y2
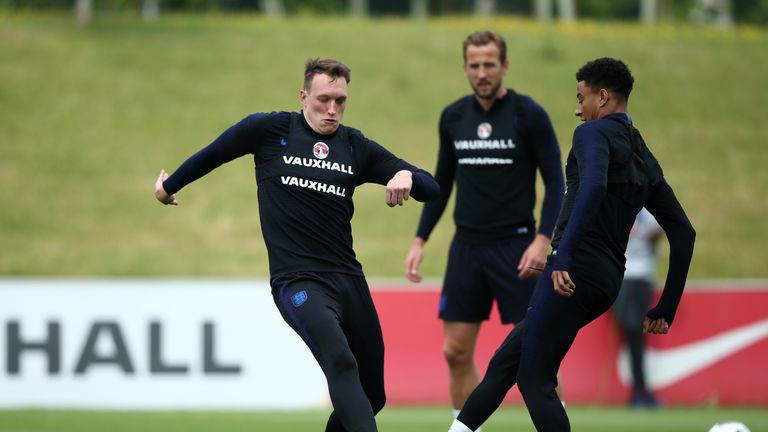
[
  {"x1": 416, "y1": 90, "x2": 564, "y2": 244},
  {"x1": 164, "y1": 111, "x2": 439, "y2": 277},
  {"x1": 550, "y1": 113, "x2": 695, "y2": 324}
]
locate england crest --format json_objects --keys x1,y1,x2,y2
[
  {"x1": 291, "y1": 290, "x2": 308, "y2": 307},
  {"x1": 313, "y1": 142, "x2": 330, "y2": 159},
  {"x1": 477, "y1": 122, "x2": 492, "y2": 139}
]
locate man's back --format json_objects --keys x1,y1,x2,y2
[{"x1": 552, "y1": 113, "x2": 663, "y2": 268}]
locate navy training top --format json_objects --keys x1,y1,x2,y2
[
  {"x1": 416, "y1": 90, "x2": 564, "y2": 244},
  {"x1": 164, "y1": 111, "x2": 440, "y2": 277},
  {"x1": 550, "y1": 113, "x2": 695, "y2": 324}
]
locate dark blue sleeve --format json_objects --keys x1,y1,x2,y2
[
  {"x1": 162, "y1": 114, "x2": 264, "y2": 195},
  {"x1": 353, "y1": 133, "x2": 439, "y2": 203},
  {"x1": 524, "y1": 99, "x2": 564, "y2": 237},
  {"x1": 411, "y1": 171, "x2": 441, "y2": 202},
  {"x1": 644, "y1": 179, "x2": 696, "y2": 325},
  {"x1": 415, "y1": 110, "x2": 455, "y2": 240},
  {"x1": 552, "y1": 123, "x2": 609, "y2": 271}
]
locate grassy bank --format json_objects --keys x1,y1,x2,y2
[{"x1": 1, "y1": 14, "x2": 766, "y2": 278}]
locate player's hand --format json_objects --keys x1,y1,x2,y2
[
  {"x1": 385, "y1": 170, "x2": 413, "y2": 207},
  {"x1": 155, "y1": 169, "x2": 178, "y2": 206},
  {"x1": 518, "y1": 234, "x2": 550, "y2": 279},
  {"x1": 643, "y1": 317, "x2": 670, "y2": 334},
  {"x1": 552, "y1": 270, "x2": 575, "y2": 297},
  {"x1": 404, "y1": 237, "x2": 425, "y2": 283}
]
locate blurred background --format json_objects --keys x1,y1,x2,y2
[{"x1": 1, "y1": 1, "x2": 767, "y2": 431}]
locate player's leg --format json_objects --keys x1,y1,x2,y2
[
  {"x1": 486, "y1": 236, "x2": 537, "y2": 326},
  {"x1": 621, "y1": 279, "x2": 658, "y2": 406},
  {"x1": 443, "y1": 321, "x2": 482, "y2": 410},
  {"x1": 487, "y1": 235, "x2": 568, "y2": 401},
  {"x1": 323, "y1": 275, "x2": 386, "y2": 432},
  {"x1": 517, "y1": 259, "x2": 620, "y2": 432},
  {"x1": 440, "y1": 237, "x2": 493, "y2": 417},
  {"x1": 341, "y1": 275, "x2": 386, "y2": 414},
  {"x1": 451, "y1": 235, "x2": 542, "y2": 431},
  {"x1": 271, "y1": 275, "x2": 377, "y2": 432},
  {"x1": 454, "y1": 319, "x2": 526, "y2": 431},
  {"x1": 516, "y1": 271, "x2": 579, "y2": 432}
]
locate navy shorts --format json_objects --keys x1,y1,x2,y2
[{"x1": 439, "y1": 235, "x2": 537, "y2": 324}]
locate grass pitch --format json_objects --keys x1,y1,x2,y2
[{"x1": 0, "y1": 405, "x2": 767, "y2": 432}]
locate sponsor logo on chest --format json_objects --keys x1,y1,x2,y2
[
  {"x1": 280, "y1": 176, "x2": 347, "y2": 197},
  {"x1": 454, "y1": 122, "x2": 516, "y2": 151},
  {"x1": 453, "y1": 122, "x2": 516, "y2": 165},
  {"x1": 454, "y1": 138, "x2": 516, "y2": 151},
  {"x1": 282, "y1": 155, "x2": 354, "y2": 175},
  {"x1": 282, "y1": 141, "x2": 354, "y2": 175},
  {"x1": 279, "y1": 140, "x2": 351, "y2": 197}
]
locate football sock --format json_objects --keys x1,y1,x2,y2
[
  {"x1": 452, "y1": 409, "x2": 481, "y2": 432},
  {"x1": 448, "y1": 418, "x2": 473, "y2": 432}
]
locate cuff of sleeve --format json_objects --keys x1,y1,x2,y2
[
  {"x1": 162, "y1": 179, "x2": 177, "y2": 196},
  {"x1": 646, "y1": 306, "x2": 674, "y2": 326},
  {"x1": 550, "y1": 253, "x2": 570, "y2": 272}
]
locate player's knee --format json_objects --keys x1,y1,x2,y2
[
  {"x1": 517, "y1": 368, "x2": 555, "y2": 403},
  {"x1": 323, "y1": 350, "x2": 358, "y2": 376},
  {"x1": 517, "y1": 372, "x2": 533, "y2": 396},
  {"x1": 443, "y1": 341, "x2": 473, "y2": 369},
  {"x1": 516, "y1": 365, "x2": 539, "y2": 396}
]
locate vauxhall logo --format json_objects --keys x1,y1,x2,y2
[{"x1": 4, "y1": 320, "x2": 241, "y2": 376}]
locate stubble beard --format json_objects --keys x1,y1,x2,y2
[{"x1": 473, "y1": 80, "x2": 502, "y2": 101}]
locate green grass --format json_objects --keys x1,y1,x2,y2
[
  {"x1": 1, "y1": 13, "x2": 767, "y2": 278},
  {"x1": 0, "y1": 406, "x2": 766, "y2": 432}
]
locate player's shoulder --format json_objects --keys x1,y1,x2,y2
[
  {"x1": 506, "y1": 91, "x2": 553, "y2": 129},
  {"x1": 239, "y1": 111, "x2": 291, "y2": 128},
  {"x1": 444, "y1": 94, "x2": 474, "y2": 111},
  {"x1": 228, "y1": 112, "x2": 292, "y2": 146},
  {"x1": 512, "y1": 92, "x2": 547, "y2": 115},
  {"x1": 572, "y1": 118, "x2": 614, "y2": 144},
  {"x1": 573, "y1": 118, "x2": 600, "y2": 134},
  {"x1": 338, "y1": 124, "x2": 377, "y2": 152},
  {"x1": 508, "y1": 90, "x2": 533, "y2": 106},
  {"x1": 575, "y1": 115, "x2": 624, "y2": 134},
  {"x1": 340, "y1": 123, "x2": 365, "y2": 141},
  {"x1": 441, "y1": 95, "x2": 473, "y2": 121},
  {"x1": 243, "y1": 111, "x2": 291, "y2": 120}
]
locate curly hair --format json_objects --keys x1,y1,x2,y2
[
  {"x1": 576, "y1": 57, "x2": 634, "y2": 101},
  {"x1": 303, "y1": 58, "x2": 351, "y2": 91}
]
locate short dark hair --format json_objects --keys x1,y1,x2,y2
[
  {"x1": 303, "y1": 58, "x2": 351, "y2": 91},
  {"x1": 576, "y1": 57, "x2": 634, "y2": 101},
  {"x1": 463, "y1": 31, "x2": 507, "y2": 64}
]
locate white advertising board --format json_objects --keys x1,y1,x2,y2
[{"x1": 0, "y1": 279, "x2": 328, "y2": 409}]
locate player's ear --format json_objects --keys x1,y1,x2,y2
[{"x1": 599, "y1": 88, "x2": 610, "y2": 107}]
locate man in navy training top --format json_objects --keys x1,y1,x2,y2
[
  {"x1": 154, "y1": 58, "x2": 440, "y2": 432},
  {"x1": 448, "y1": 57, "x2": 696, "y2": 432},
  {"x1": 403, "y1": 30, "x2": 564, "y2": 427}
]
